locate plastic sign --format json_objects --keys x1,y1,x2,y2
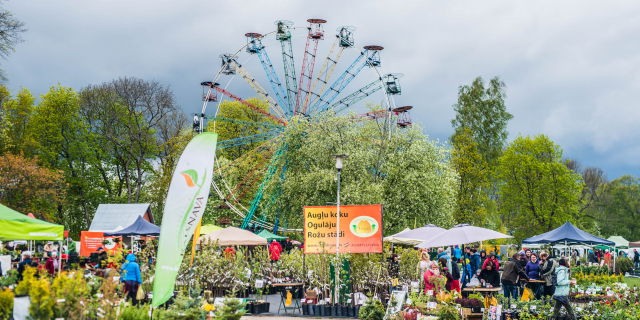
[{"x1": 303, "y1": 205, "x2": 383, "y2": 254}]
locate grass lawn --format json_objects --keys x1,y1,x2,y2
[{"x1": 623, "y1": 276, "x2": 640, "y2": 288}]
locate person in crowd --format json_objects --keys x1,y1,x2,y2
[
  {"x1": 595, "y1": 249, "x2": 601, "y2": 264},
  {"x1": 587, "y1": 249, "x2": 597, "y2": 266},
  {"x1": 479, "y1": 250, "x2": 487, "y2": 266},
  {"x1": 604, "y1": 249, "x2": 612, "y2": 268},
  {"x1": 549, "y1": 259, "x2": 577, "y2": 320},
  {"x1": 423, "y1": 260, "x2": 442, "y2": 295},
  {"x1": 43, "y1": 241, "x2": 53, "y2": 258},
  {"x1": 501, "y1": 253, "x2": 529, "y2": 302},
  {"x1": 269, "y1": 240, "x2": 282, "y2": 262},
  {"x1": 388, "y1": 254, "x2": 400, "y2": 291},
  {"x1": 284, "y1": 237, "x2": 293, "y2": 253},
  {"x1": 437, "y1": 247, "x2": 452, "y2": 271},
  {"x1": 539, "y1": 251, "x2": 558, "y2": 298},
  {"x1": 121, "y1": 253, "x2": 142, "y2": 306},
  {"x1": 571, "y1": 249, "x2": 578, "y2": 265},
  {"x1": 96, "y1": 247, "x2": 108, "y2": 268},
  {"x1": 453, "y1": 245, "x2": 462, "y2": 261},
  {"x1": 67, "y1": 237, "x2": 76, "y2": 253},
  {"x1": 634, "y1": 249, "x2": 639, "y2": 268},
  {"x1": 518, "y1": 252, "x2": 528, "y2": 269},
  {"x1": 525, "y1": 249, "x2": 532, "y2": 261},
  {"x1": 525, "y1": 253, "x2": 541, "y2": 280},
  {"x1": 17, "y1": 252, "x2": 33, "y2": 280},
  {"x1": 45, "y1": 252, "x2": 59, "y2": 276},
  {"x1": 479, "y1": 260, "x2": 501, "y2": 288},
  {"x1": 417, "y1": 251, "x2": 430, "y2": 279},
  {"x1": 450, "y1": 256, "x2": 461, "y2": 293},
  {"x1": 438, "y1": 257, "x2": 454, "y2": 292},
  {"x1": 471, "y1": 248, "x2": 481, "y2": 276},
  {"x1": 482, "y1": 251, "x2": 500, "y2": 270}
]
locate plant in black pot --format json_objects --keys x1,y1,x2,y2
[{"x1": 358, "y1": 299, "x2": 385, "y2": 320}]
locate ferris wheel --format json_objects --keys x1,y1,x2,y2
[{"x1": 194, "y1": 19, "x2": 413, "y2": 233}]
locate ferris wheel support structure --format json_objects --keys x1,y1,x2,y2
[
  {"x1": 275, "y1": 20, "x2": 298, "y2": 114},
  {"x1": 295, "y1": 19, "x2": 326, "y2": 115}
]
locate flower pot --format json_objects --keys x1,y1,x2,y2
[
  {"x1": 313, "y1": 304, "x2": 321, "y2": 316},
  {"x1": 330, "y1": 305, "x2": 337, "y2": 317},
  {"x1": 471, "y1": 306, "x2": 482, "y2": 313},
  {"x1": 347, "y1": 306, "x2": 354, "y2": 317},
  {"x1": 355, "y1": 306, "x2": 361, "y2": 318},
  {"x1": 320, "y1": 305, "x2": 327, "y2": 316},
  {"x1": 337, "y1": 305, "x2": 344, "y2": 317},
  {"x1": 264, "y1": 302, "x2": 270, "y2": 313},
  {"x1": 303, "y1": 304, "x2": 309, "y2": 315},
  {"x1": 246, "y1": 303, "x2": 254, "y2": 314},
  {"x1": 309, "y1": 304, "x2": 315, "y2": 316}
]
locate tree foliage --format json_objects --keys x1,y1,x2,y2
[
  {"x1": 0, "y1": 152, "x2": 66, "y2": 220},
  {"x1": 496, "y1": 134, "x2": 582, "y2": 242},
  {"x1": 450, "y1": 76, "x2": 512, "y2": 167},
  {"x1": 597, "y1": 175, "x2": 640, "y2": 240},
  {"x1": 0, "y1": 1, "x2": 27, "y2": 81},
  {"x1": 450, "y1": 127, "x2": 489, "y2": 225},
  {"x1": 259, "y1": 107, "x2": 458, "y2": 234}
]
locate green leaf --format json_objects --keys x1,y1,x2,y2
[{"x1": 181, "y1": 169, "x2": 198, "y2": 187}]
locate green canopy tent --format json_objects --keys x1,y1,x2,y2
[
  {"x1": 0, "y1": 203, "x2": 64, "y2": 241},
  {"x1": 607, "y1": 236, "x2": 629, "y2": 249},
  {"x1": 256, "y1": 229, "x2": 286, "y2": 243},
  {"x1": 199, "y1": 225, "x2": 222, "y2": 235}
]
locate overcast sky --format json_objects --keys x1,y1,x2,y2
[{"x1": 4, "y1": 0, "x2": 640, "y2": 180}]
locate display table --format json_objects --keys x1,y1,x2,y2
[{"x1": 272, "y1": 282, "x2": 304, "y2": 314}]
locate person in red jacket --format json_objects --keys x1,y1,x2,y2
[
  {"x1": 269, "y1": 240, "x2": 282, "y2": 261},
  {"x1": 45, "y1": 252, "x2": 59, "y2": 276}
]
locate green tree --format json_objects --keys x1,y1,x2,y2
[
  {"x1": 0, "y1": 2, "x2": 27, "y2": 81},
  {"x1": 0, "y1": 86, "x2": 35, "y2": 154},
  {"x1": 597, "y1": 175, "x2": 640, "y2": 240},
  {"x1": 29, "y1": 84, "x2": 108, "y2": 232},
  {"x1": 258, "y1": 108, "x2": 458, "y2": 234},
  {"x1": 450, "y1": 76, "x2": 512, "y2": 167},
  {"x1": 496, "y1": 134, "x2": 582, "y2": 242},
  {"x1": 450, "y1": 127, "x2": 489, "y2": 225}
]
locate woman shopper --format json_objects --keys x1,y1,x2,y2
[
  {"x1": 388, "y1": 254, "x2": 400, "y2": 291},
  {"x1": 438, "y1": 257, "x2": 454, "y2": 292},
  {"x1": 479, "y1": 260, "x2": 501, "y2": 288},
  {"x1": 482, "y1": 251, "x2": 500, "y2": 270},
  {"x1": 121, "y1": 253, "x2": 142, "y2": 306},
  {"x1": 417, "y1": 251, "x2": 430, "y2": 279},
  {"x1": 423, "y1": 260, "x2": 442, "y2": 295},
  {"x1": 550, "y1": 259, "x2": 577, "y2": 320},
  {"x1": 525, "y1": 254, "x2": 541, "y2": 280},
  {"x1": 539, "y1": 251, "x2": 558, "y2": 298}
]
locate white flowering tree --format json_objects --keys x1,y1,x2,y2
[{"x1": 262, "y1": 107, "x2": 458, "y2": 235}]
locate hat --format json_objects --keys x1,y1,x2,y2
[{"x1": 97, "y1": 247, "x2": 104, "y2": 251}]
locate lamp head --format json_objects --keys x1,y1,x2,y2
[{"x1": 331, "y1": 154, "x2": 349, "y2": 170}]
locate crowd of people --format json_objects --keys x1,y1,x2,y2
[{"x1": 407, "y1": 247, "x2": 583, "y2": 320}]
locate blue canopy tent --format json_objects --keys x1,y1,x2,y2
[
  {"x1": 522, "y1": 222, "x2": 614, "y2": 246},
  {"x1": 103, "y1": 215, "x2": 160, "y2": 237}
]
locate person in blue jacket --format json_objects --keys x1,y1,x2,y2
[
  {"x1": 121, "y1": 253, "x2": 142, "y2": 305},
  {"x1": 453, "y1": 245, "x2": 462, "y2": 261}
]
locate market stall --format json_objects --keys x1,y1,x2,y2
[
  {"x1": 197, "y1": 226, "x2": 268, "y2": 246},
  {"x1": 256, "y1": 229, "x2": 286, "y2": 243}
]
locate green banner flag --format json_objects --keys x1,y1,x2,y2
[{"x1": 152, "y1": 132, "x2": 218, "y2": 307}]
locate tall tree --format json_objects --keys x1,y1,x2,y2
[
  {"x1": 450, "y1": 76, "x2": 512, "y2": 167},
  {"x1": 79, "y1": 77, "x2": 184, "y2": 204},
  {"x1": 29, "y1": 84, "x2": 107, "y2": 231},
  {"x1": 450, "y1": 127, "x2": 489, "y2": 225},
  {"x1": 0, "y1": 86, "x2": 35, "y2": 154},
  {"x1": 597, "y1": 175, "x2": 640, "y2": 240},
  {"x1": 0, "y1": 1, "x2": 27, "y2": 81},
  {"x1": 496, "y1": 134, "x2": 582, "y2": 242}
]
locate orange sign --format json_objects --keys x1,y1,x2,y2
[
  {"x1": 80, "y1": 231, "x2": 104, "y2": 257},
  {"x1": 304, "y1": 204, "x2": 383, "y2": 254},
  {"x1": 79, "y1": 231, "x2": 121, "y2": 257}
]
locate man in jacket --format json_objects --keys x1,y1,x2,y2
[
  {"x1": 634, "y1": 249, "x2": 639, "y2": 268},
  {"x1": 587, "y1": 250, "x2": 597, "y2": 266},
  {"x1": 121, "y1": 253, "x2": 142, "y2": 305},
  {"x1": 501, "y1": 253, "x2": 529, "y2": 303},
  {"x1": 550, "y1": 259, "x2": 577, "y2": 320},
  {"x1": 96, "y1": 247, "x2": 108, "y2": 268},
  {"x1": 450, "y1": 256, "x2": 461, "y2": 293},
  {"x1": 284, "y1": 238, "x2": 293, "y2": 253},
  {"x1": 470, "y1": 248, "x2": 481, "y2": 277},
  {"x1": 269, "y1": 240, "x2": 282, "y2": 262},
  {"x1": 45, "y1": 252, "x2": 59, "y2": 276},
  {"x1": 17, "y1": 252, "x2": 33, "y2": 281},
  {"x1": 539, "y1": 251, "x2": 557, "y2": 298}
]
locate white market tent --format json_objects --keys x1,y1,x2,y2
[{"x1": 383, "y1": 228, "x2": 423, "y2": 245}]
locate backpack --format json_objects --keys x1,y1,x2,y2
[{"x1": 550, "y1": 260, "x2": 558, "y2": 286}]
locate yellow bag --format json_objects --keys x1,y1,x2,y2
[
  {"x1": 521, "y1": 287, "x2": 533, "y2": 302},
  {"x1": 391, "y1": 278, "x2": 399, "y2": 287},
  {"x1": 136, "y1": 285, "x2": 145, "y2": 300},
  {"x1": 285, "y1": 290, "x2": 292, "y2": 306}
]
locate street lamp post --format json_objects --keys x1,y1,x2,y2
[{"x1": 331, "y1": 154, "x2": 348, "y2": 305}]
